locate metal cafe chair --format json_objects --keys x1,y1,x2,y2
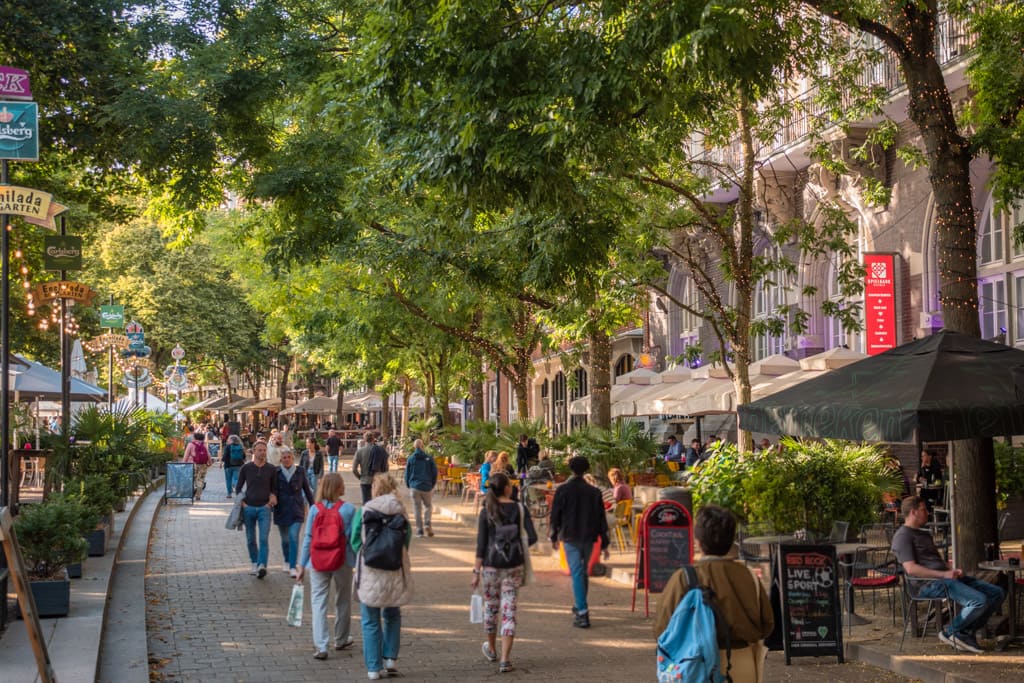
[{"x1": 899, "y1": 574, "x2": 957, "y2": 651}]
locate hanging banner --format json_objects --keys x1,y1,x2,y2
[
  {"x1": 30, "y1": 280, "x2": 98, "y2": 305},
  {"x1": 122, "y1": 367, "x2": 153, "y2": 389},
  {"x1": 99, "y1": 305, "x2": 125, "y2": 329},
  {"x1": 0, "y1": 186, "x2": 64, "y2": 228},
  {"x1": 43, "y1": 235, "x2": 82, "y2": 271},
  {"x1": 0, "y1": 67, "x2": 32, "y2": 100},
  {"x1": 863, "y1": 253, "x2": 897, "y2": 356},
  {"x1": 0, "y1": 102, "x2": 39, "y2": 161}
]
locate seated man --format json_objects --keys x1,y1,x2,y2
[
  {"x1": 685, "y1": 439, "x2": 703, "y2": 469},
  {"x1": 891, "y1": 496, "x2": 1004, "y2": 653},
  {"x1": 663, "y1": 435, "x2": 683, "y2": 463}
]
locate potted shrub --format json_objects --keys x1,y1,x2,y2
[
  {"x1": 64, "y1": 475, "x2": 121, "y2": 556},
  {"x1": 14, "y1": 498, "x2": 90, "y2": 617}
]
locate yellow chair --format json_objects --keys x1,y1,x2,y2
[
  {"x1": 655, "y1": 474, "x2": 671, "y2": 487},
  {"x1": 612, "y1": 499, "x2": 635, "y2": 552}
]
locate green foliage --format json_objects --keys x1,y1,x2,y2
[
  {"x1": 14, "y1": 498, "x2": 90, "y2": 579},
  {"x1": 995, "y1": 441, "x2": 1024, "y2": 507},
  {"x1": 551, "y1": 421, "x2": 659, "y2": 482},
  {"x1": 62, "y1": 475, "x2": 122, "y2": 524},
  {"x1": 437, "y1": 420, "x2": 503, "y2": 466},
  {"x1": 690, "y1": 439, "x2": 896, "y2": 537}
]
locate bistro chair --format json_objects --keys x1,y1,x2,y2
[
  {"x1": 899, "y1": 574, "x2": 957, "y2": 651},
  {"x1": 612, "y1": 499, "x2": 635, "y2": 552},
  {"x1": 840, "y1": 544, "x2": 899, "y2": 635},
  {"x1": 827, "y1": 520, "x2": 850, "y2": 543},
  {"x1": 736, "y1": 522, "x2": 776, "y2": 567}
]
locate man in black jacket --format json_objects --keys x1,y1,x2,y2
[{"x1": 549, "y1": 456, "x2": 610, "y2": 628}]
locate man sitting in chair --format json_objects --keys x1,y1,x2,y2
[{"x1": 891, "y1": 496, "x2": 1004, "y2": 653}]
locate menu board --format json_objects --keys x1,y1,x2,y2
[
  {"x1": 165, "y1": 462, "x2": 195, "y2": 501},
  {"x1": 776, "y1": 544, "x2": 843, "y2": 664},
  {"x1": 641, "y1": 501, "x2": 693, "y2": 594}
]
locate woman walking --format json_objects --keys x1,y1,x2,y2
[
  {"x1": 274, "y1": 447, "x2": 315, "y2": 577},
  {"x1": 305, "y1": 436, "x2": 325, "y2": 494},
  {"x1": 472, "y1": 472, "x2": 538, "y2": 674},
  {"x1": 297, "y1": 473, "x2": 357, "y2": 660},
  {"x1": 182, "y1": 432, "x2": 211, "y2": 500},
  {"x1": 350, "y1": 474, "x2": 414, "y2": 680}
]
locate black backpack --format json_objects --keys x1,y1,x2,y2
[
  {"x1": 487, "y1": 507, "x2": 524, "y2": 569},
  {"x1": 361, "y1": 508, "x2": 408, "y2": 570}
]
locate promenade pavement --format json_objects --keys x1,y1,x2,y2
[{"x1": 146, "y1": 466, "x2": 910, "y2": 682}]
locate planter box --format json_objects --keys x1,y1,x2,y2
[
  {"x1": 67, "y1": 561, "x2": 83, "y2": 579},
  {"x1": 85, "y1": 527, "x2": 107, "y2": 557},
  {"x1": 19, "y1": 573, "x2": 71, "y2": 618}
]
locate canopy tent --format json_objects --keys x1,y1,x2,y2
[
  {"x1": 738, "y1": 331, "x2": 1024, "y2": 443},
  {"x1": 280, "y1": 395, "x2": 338, "y2": 416},
  {"x1": 569, "y1": 367, "x2": 663, "y2": 416},
  {"x1": 186, "y1": 394, "x2": 229, "y2": 411},
  {"x1": 344, "y1": 391, "x2": 383, "y2": 411},
  {"x1": 8, "y1": 354, "x2": 107, "y2": 402},
  {"x1": 246, "y1": 397, "x2": 297, "y2": 412},
  {"x1": 222, "y1": 396, "x2": 256, "y2": 412}
]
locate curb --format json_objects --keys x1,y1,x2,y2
[{"x1": 846, "y1": 642, "x2": 985, "y2": 683}]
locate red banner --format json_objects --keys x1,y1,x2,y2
[{"x1": 864, "y1": 253, "x2": 897, "y2": 355}]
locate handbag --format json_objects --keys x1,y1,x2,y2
[
  {"x1": 517, "y1": 502, "x2": 534, "y2": 586},
  {"x1": 470, "y1": 593, "x2": 484, "y2": 624},
  {"x1": 225, "y1": 496, "x2": 244, "y2": 531},
  {"x1": 287, "y1": 583, "x2": 304, "y2": 627}
]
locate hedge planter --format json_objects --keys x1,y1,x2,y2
[
  {"x1": 20, "y1": 572, "x2": 71, "y2": 619},
  {"x1": 67, "y1": 561, "x2": 83, "y2": 579},
  {"x1": 85, "y1": 527, "x2": 107, "y2": 557}
]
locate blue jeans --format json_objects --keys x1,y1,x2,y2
[
  {"x1": 920, "y1": 575, "x2": 1005, "y2": 638},
  {"x1": 563, "y1": 541, "x2": 590, "y2": 615},
  {"x1": 329, "y1": 455, "x2": 339, "y2": 473},
  {"x1": 278, "y1": 521, "x2": 302, "y2": 569},
  {"x1": 360, "y1": 603, "x2": 401, "y2": 673},
  {"x1": 224, "y1": 466, "x2": 240, "y2": 495},
  {"x1": 307, "y1": 469, "x2": 318, "y2": 495},
  {"x1": 242, "y1": 504, "x2": 272, "y2": 567}
]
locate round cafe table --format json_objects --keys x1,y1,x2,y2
[{"x1": 978, "y1": 560, "x2": 1024, "y2": 651}]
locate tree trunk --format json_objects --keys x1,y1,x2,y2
[
  {"x1": 381, "y1": 393, "x2": 390, "y2": 440},
  {"x1": 336, "y1": 387, "x2": 344, "y2": 424},
  {"x1": 278, "y1": 361, "x2": 290, "y2": 412},
  {"x1": 401, "y1": 381, "x2": 411, "y2": 444},
  {"x1": 589, "y1": 328, "x2": 612, "y2": 429},
  {"x1": 733, "y1": 90, "x2": 756, "y2": 454}
]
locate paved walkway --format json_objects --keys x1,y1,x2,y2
[{"x1": 146, "y1": 466, "x2": 910, "y2": 682}]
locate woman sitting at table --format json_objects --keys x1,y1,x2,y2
[
  {"x1": 654, "y1": 505, "x2": 774, "y2": 682},
  {"x1": 916, "y1": 449, "x2": 944, "y2": 508},
  {"x1": 479, "y1": 450, "x2": 498, "y2": 492},
  {"x1": 608, "y1": 468, "x2": 632, "y2": 504}
]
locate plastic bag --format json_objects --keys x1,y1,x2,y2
[
  {"x1": 470, "y1": 593, "x2": 484, "y2": 624},
  {"x1": 287, "y1": 583, "x2": 304, "y2": 627}
]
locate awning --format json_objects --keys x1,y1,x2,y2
[
  {"x1": 246, "y1": 397, "x2": 296, "y2": 412},
  {"x1": 8, "y1": 354, "x2": 107, "y2": 402}
]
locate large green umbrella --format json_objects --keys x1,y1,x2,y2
[{"x1": 737, "y1": 331, "x2": 1024, "y2": 442}]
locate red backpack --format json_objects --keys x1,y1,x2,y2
[
  {"x1": 310, "y1": 502, "x2": 346, "y2": 572},
  {"x1": 190, "y1": 441, "x2": 210, "y2": 465}
]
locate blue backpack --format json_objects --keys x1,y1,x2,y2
[{"x1": 656, "y1": 565, "x2": 732, "y2": 683}]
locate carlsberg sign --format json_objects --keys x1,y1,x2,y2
[
  {"x1": 44, "y1": 235, "x2": 82, "y2": 271},
  {"x1": 100, "y1": 305, "x2": 124, "y2": 329}
]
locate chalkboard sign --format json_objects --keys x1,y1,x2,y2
[
  {"x1": 0, "y1": 508, "x2": 58, "y2": 683},
  {"x1": 632, "y1": 500, "x2": 692, "y2": 616},
  {"x1": 165, "y1": 462, "x2": 195, "y2": 502},
  {"x1": 776, "y1": 544, "x2": 843, "y2": 664}
]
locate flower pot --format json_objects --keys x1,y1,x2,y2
[
  {"x1": 20, "y1": 572, "x2": 71, "y2": 618},
  {"x1": 85, "y1": 527, "x2": 107, "y2": 557},
  {"x1": 67, "y1": 561, "x2": 83, "y2": 579}
]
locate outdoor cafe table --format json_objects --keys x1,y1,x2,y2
[
  {"x1": 832, "y1": 542, "x2": 887, "y2": 627},
  {"x1": 978, "y1": 560, "x2": 1024, "y2": 651}
]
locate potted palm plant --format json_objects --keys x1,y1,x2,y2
[{"x1": 14, "y1": 498, "x2": 91, "y2": 617}]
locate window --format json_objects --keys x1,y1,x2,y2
[
  {"x1": 507, "y1": 382, "x2": 519, "y2": 423},
  {"x1": 1012, "y1": 203, "x2": 1024, "y2": 260},
  {"x1": 488, "y1": 380, "x2": 499, "y2": 420},
  {"x1": 980, "y1": 204, "x2": 1004, "y2": 265},
  {"x1": 825, "y1": 251, "x2": 864, "y2": 352},
  {"x1": 613, "y1": 354, "x2": 634, "y2": 379},
  {"x1": 1015, "y1": 274, "x2": 1024, "y2": 342},
  {"x1": 551, "y1": 372, "x2": 567, "y2": 436},
  {"x1": 752, "y1": 248, "x2": 788, "y2": 360},
  {"x1": 978, "y1": 278, "x2": 1007, "y2": 341},
  {"x1": 680, "y1": 280, "x2": 701, "y2": 332},
  {"x1": 570, "y1": 368, "x2": 588, "y2": 401}
]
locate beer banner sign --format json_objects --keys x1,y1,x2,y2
[
  {"x1": 99, "y1": 305, "x2": 125, "y2": 329},
  {"x1": 44, "y1": 235, "x2": 82, "y2": 271},
  {"x1": 30, "y1": 280, "x2": 98, "y2": 305},
  {"x1": 0, "y1": 67, "x2": 32, "y2": 99},
  {"x1": 0, "y1": 101, "x2": 38, "y2": 161},
  {"x1": 0, "y1": 185, "x2": 66, "y2": 229}
]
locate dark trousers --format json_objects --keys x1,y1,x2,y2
[{"x1": 361, "y1": 483, "x2": 373, "y2": 504}]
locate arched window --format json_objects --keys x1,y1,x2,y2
[
  {"x1": 551, "y1": 372, "x2": 567, "y2": 436},
  {"x1": 752, "y1": 247, "x2": 788, "y2": 360},
  {"x1": 570, "y1": 368, "x2": 588, "y2": 400},
  {"x1": 613, "y1": 354, "x2": 634, "y2": 379}
]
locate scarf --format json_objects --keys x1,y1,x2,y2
[{"x1": 280, "y1": 464, "x2": 297, "y2": 482}]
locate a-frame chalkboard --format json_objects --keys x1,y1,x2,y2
[{"x1": 776, "y1": 544, "x2": 844, "y2": 664}]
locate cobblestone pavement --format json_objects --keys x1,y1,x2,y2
[{"x1": 146, "y1": 466, "x2": 912, "y2": 682}]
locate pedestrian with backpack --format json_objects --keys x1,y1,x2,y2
[
  {"x1": 653, "y1": 505, "x2": 774, "y2": 683},
  {"x1": 403, "y1": 439, "x2": 438, "y2": 538},
  {"x1": 297, "y1": 473, "x2": 357, "y2": 661},
  {"x1": 472, "y1": 473, "x2": 538, "y2": 674},
  {"x1": 222, "y1": 434, "x2": 247, "y2": 498},
  {"x1": 183, "y1": 432, "x2": 211, "y2": 501},
  {"x1": 350, "y1": 473, "x2": 413, "y2": 680}
]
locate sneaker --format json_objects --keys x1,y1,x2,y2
[
  {"x1": 227, "y1": 493, "x2": 233, "y2": 499},
  {"x1": 499, "y1": 661, "x2": 514, "y2": 673},
  {"x1": 573, "y1": 611, "x2": 591, "y2": 628},
  {"x1": 384, "y1": 657, "x2": 398, "y2": 673},
  {"x1": 257, "y1": 565, "x2": 267, "y2": 579},
  {"x1": 335, "y1": 636, "x2": 355, "y2": 651},
  {"x1": 952, "y1": 633, "x2": 984, "y2": 654},
  {"x1": 367, "y1": 672, "x2": 381, "y2": 680},
  {"x1": 283, "y1": 565, "x2": 291, "y2": 573},
  {"x1": 289, "y1": 568, "x2": 298, "y2": 578},
  {"x1": 426, "y1": 527, "x2": 434, "y2": 537},
  {"x1": 481, "y1": 642, "x2": 498, "y2": 663},
  {"x1": 313, "y1": 651, "x2": 328, "y2": 660},
  {"x1": 249, "y1": 564, "x2": 259, "y2": 575},
  {"x1": 415, "y1": 531, "x2": 425, "y2": 538}
]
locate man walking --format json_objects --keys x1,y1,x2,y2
[
  {"x1": 549, "y1": 456, "x2": 609, "y2": 629},
  {"x1": 892, "y1": 496, "x2": 1004, "y2": 653},
  {"x1": 352, "y1": 431, "x2": 389, "y2": 503},
  {"x1": 326, "y1": 429, "x2": 343, "y2": 473},
  {"x1": 235, "y1": 441, "x2": 278, "y2": 578},
  {"x1": 404, "y1": 439, "x2": 438, "y2": 537}
]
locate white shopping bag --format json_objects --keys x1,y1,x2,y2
[
  {"x1": 470, "y1": 593, "x2": 484, "y2": 624},
  {"x1": 287, "y1": 583, "x2": 304, "y2": 627}
]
